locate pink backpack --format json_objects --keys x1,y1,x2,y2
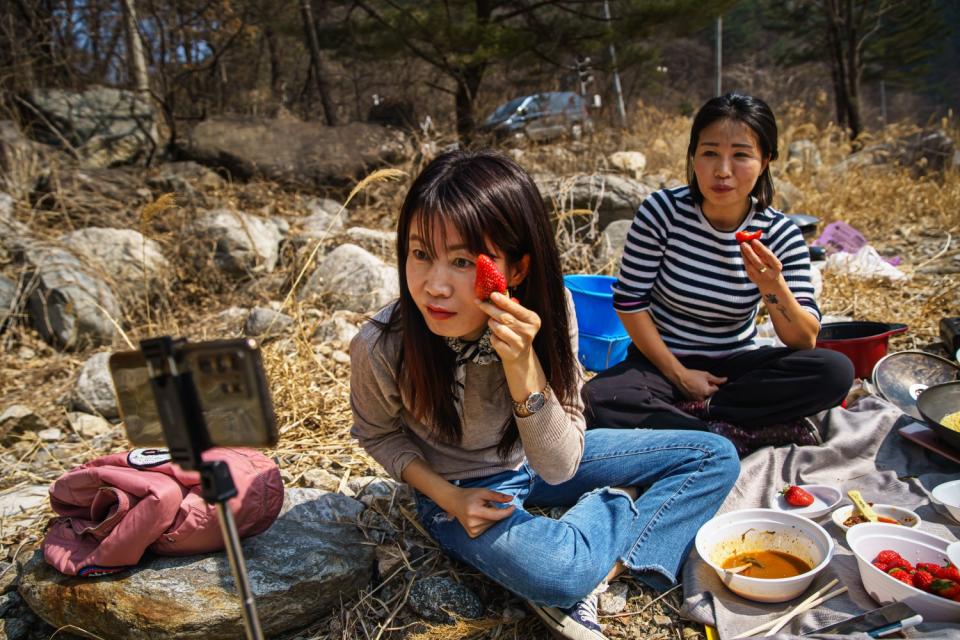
[{"x1": 43, "y1": 447, "x2": 284, "y2": 576}]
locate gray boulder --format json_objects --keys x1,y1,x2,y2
[
  {"x1": 786, "y1": 140, "x2": 822, "y2": 173},
  {"x1": 0, "y1": 121, "x2": 45, "y2": 201},
  {"x1": 189, "y1": 209, "x2": 282, "y2": 278},
  {"x1": 0, "y1": 275, "x2": 16, "y2": 331},
  {"x1": 23, "y1": 245, "x2": 121, "y2": 349},
  {"x1": 58, "y1": 227, "x2": 172, "y2": 299},
  {"x1": 535, "y1": 173, "x2": 650, "y2": 233},
  {"x1": 66, "y1": 412, "x2": 115, "y2": 439},
  {"x1": 607, "y1": 151, "x2": 647, "y2": 178},
  {"x1": 178, "y1": 117, "x2": 411, "y2": 189},
  {"x1": 345, "y1": 227, "x2": 395, "y2": 261},
  {"x1": 69, "y1": 351, "x2": 119, "y2": 419},
  {"x1": 18, "y1": 489, "x2": 373, "y2": 640},
  {"x1": 595, "y1": 219, "x2": 632, "y2": 271},
  {"x1": 301, "y1": 244, "x2": 398, "y2": 313},
  {"x1": 146, "y1": 161, "x2": 225, "y2": 196},
  {"x1": 312, "y1": 310, "x2": 361, "y2": 346},
  {"x1": 244, "y1": 307, "x2": 294, "y2": 338},
  {"x1": 0, "y1": 406, "x2": 47, "y2": 446},
  {"x1": 20, "y1": 86, "x2": 157, "y2": 167}
]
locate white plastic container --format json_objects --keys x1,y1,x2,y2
[
  {"x1": 847, "y1": 522, "x2": 960, "y2": 622},
  {"x1": 830, "y1": 503, "x2": 921, "y2": 532},
  {"x1": 694, "y1": 508, "x2": 835, "y2": 603},
  {"x1": 931, "y1": 479, "x2": 960, "y2": 524}
]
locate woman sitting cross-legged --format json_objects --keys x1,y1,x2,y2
[
  {"x1": 349, "y1": 149, "x2": 740, "y2": 640},
  {"x1": 582, "y1": 93, "x2": 854, "y2": 457}
]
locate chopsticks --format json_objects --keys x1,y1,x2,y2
[{"x1": 731, "y1": 578, "x2": 848, "y2": 638}]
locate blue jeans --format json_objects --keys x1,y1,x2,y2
[{"x1": 413, "y1": 428, "x2": 740, "y2": 608}]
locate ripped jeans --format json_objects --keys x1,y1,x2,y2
[{"x1": 413, "y1": 428, "x2": 740, "y2": 608}]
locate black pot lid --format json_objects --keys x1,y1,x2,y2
[{"x1": 872, "y1": 350, "x2": 960, "y2": 419}]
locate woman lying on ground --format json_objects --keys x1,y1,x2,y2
[
  {"x1": 349, "y1": 149, "x2": 740, "y2": 640},
  {"x1": 582, "y1": 93, "x2": 854, "y2": 456}
]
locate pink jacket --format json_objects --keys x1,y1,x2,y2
[{"x1": 43, "y1": 447, "x2": 284, "y2": 576}]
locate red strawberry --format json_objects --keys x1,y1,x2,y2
[
  {"x1": 474, "y1": 254, "x2": 507, "y2": 301},
  {"x1": 781, "y1": 485, "x2": 814, "y2": 507},
  {"x1": 887, "y1": 567, "x2": 914, "y2": 585},
  {"x1": 931, "y1": 579, "x2": 960, "y2": 599},
  {"x1": 935, "y1": 564, "x2": 960, "y2": 582},
  {"x1": 876, "y1": 550, "x2": 905, "y2": 566},
  {"x1": 916, "y1": 562, "x2": 942, "y2": 575},
  {"x1": 872, "y1": 560, "x2": 889, "y2": 572},
  {"x1": 913, "y1": 569, "x2": 935, "y2": 592}
]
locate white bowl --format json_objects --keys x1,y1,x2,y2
[
  {"x1": 771, "y1": 483, "x2": 843, "y2": 520},
  {"x1": 931, "y1": 479, "x2": 960, "y2": 524},
  {"x1": 695, "y1": 508, "x2": 835, "y2": 603},
  {"x1": 830, "y1": 503, "x2": 922, "y2": 532},
  {"x1": 847, "y1": 522, "x2": 960, "y2": 622}
]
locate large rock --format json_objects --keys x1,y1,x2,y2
[
  {"x1": 345, "y1": 227, "x2": 395, "y2": 261},
  {"x1": 535, "y1": 173, "x2": 650, "y2": 233},
  {"x1": 300, "y1": 244, "x2": 398, "y2": 312},
  {"x1": 58, "y1": 227, "x2": 172, "y2": 300},
  {"x1": 833, "y1": 129, "x2": 956, "y2": 175},
  {"x1": 178, "y1": 117, "x2": 411, "y2": 190},
  {"x1": 20, "y1": 86, "x2": 157, "y2": 167},
  {"x1": 22, "y1": 245, "x2": 122, "y2": 349},
  {"x1": 69, "y1": 352, "x2": 119, "y2": 419},
  {"x1": 146, "y1": 161, "x2": 225, "y2": 196},
  {"x1": 595, "y1": 219, "x2": 632, "y2": 271},
  {"x1": 0, "y1": 406, "x2": 47, "y2": 445},
  {"x1": 407, "y1": 576, "x2": 483, "y2": 624},
  {"x1": 608, "y1": 151, "x2": 647, "y2": 178},
  {"x1": 18, "y1": 489, "x2": 373, "y2": 639},
  {"x1": 786, "y1": 139, "x2": 822, "y2": 173},
  {"x1": 0, "y1": 121, "x2": 45, "y2": 201},
  {"x1": 33, "y1": 166, "x2": 153, "y2": 219},
  {"x1": 0, "y1": 274, "x2": 16, "y2": 331},
  {"x1": 188, "y1": 209, "x2": 282, "y2": 278}
]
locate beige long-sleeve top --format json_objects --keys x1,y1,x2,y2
[{"x1": 349, "y1": 296, "x2": 586, "y2": 485}]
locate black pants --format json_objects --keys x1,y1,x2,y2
[{"x1": 581, "y1": 346, "x2": 854, "y2": 431}]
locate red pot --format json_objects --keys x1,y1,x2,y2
[{"x1": 816, "y1": 322, "x2": 909, "y2": 379}]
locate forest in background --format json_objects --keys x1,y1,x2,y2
[{"x1": 1, "y1": 0, "x2": 958, "y2": 149}]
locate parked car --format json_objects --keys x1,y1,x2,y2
[{"x1": 479, "y1": 91, "x2": 593, "y2": 143}]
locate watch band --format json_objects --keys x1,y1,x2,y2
[{"x1": 512, "y1": 382, "x2": 551, "y2": 418}]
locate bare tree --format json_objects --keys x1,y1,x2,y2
[
  {"x1": 299, "y1": 0, "x2": 338, "y2": 125},
  {"x1": 120, "y1": 0, "x2": 149, "y2": 92}
]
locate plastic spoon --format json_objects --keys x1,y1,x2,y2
[{"x1": 847, "y1": 490, "x2": 879, "y2": 523}]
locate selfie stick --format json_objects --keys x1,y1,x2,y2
[{"x1": 140, "y1": 336, "x2": 265, "y2": 640}]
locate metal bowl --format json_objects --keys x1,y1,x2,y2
[{"x1": 916, "y1": 381, "x2": 960, "y2": 451}]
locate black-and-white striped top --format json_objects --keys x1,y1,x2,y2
[{"x1": 612, "y1": 186, "x2": 820, "y2": 356}]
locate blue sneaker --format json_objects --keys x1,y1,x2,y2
[{"x1": 528, "y1": 584, "x2": 608, "y2": 640}]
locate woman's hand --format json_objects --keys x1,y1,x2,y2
[
  {"x1": 477, "y1": 292, "x2": 541, "y2": 365},
  {"x1": 675, "y1": 367, "x2": 727, "y2": 401},
  {"x1": 443, "y1": 487, "x2": 516, "y2": 538},
  {"x1": 740, "y1": 239, "x2": 783, "y2": 290}
]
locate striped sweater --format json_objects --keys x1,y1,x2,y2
[{"x1": 612, "y1": 186, "x2": 819, "y2": 356}]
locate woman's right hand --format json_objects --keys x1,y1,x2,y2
[
  {"x1": 442, "y1": 487, "x2": 516, "y2": 538},
  {"x1": 674, "y1": 368, "x2": 727, "y2": 401}
]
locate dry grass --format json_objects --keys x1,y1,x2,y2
[{"x1": 0, "y1": 101, "x2": 958, "y2": 639}]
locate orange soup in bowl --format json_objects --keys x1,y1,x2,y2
[{"x1": 722, "y1": 550, "x2": 812, "y2": 579}]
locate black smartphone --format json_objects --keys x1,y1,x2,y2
[
  {"x1": 803, "y1": 602, "x2": 918, "y2": 636},
  {"x1": 109, "y1": 338, "x2": 278, "y2": 448}
]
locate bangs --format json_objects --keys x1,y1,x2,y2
[{"x1": 409, "y1": 182, "x2": 498, "y2": 259}]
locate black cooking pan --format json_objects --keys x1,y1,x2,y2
[{"x1": 916, "y1": 381, "x2": 960, "y2": 451}]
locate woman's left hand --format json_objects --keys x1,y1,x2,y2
[
  {"x1": 740, "y1": 239, "x2": 783, "y2": 289},
  {"x1": 477, "y1": 292, "x2": 541, "y2": 364}
]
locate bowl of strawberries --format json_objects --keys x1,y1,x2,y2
[{"x1": 847, "y1": 522, "x2": 960, "y2": 622}]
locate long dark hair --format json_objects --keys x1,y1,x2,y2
[
  {"x1": 686, "y1": 92, "x2": 779, "y2": 211},
  {"x1": 379, "y1": 149, "x2": 577, "y2": 458}
]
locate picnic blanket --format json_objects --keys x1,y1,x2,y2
[{"x1": 681, "y1": 395, "x2": 960, "y2": 639}]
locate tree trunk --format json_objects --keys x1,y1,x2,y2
[
  {"x1": 120, "y1": 0, "x2": 149, "y2": 93},
  {"x1": 454, "y1": 63, "x2": 485, "y2": 144},
  {"x1": 299, "y1": 0, "x2": 338, "y2": 125},
  {"x1": 265, "y1": 25, "x2": 284, "y2": 105},
  {"x1": 842, "y1": 0, "x2": 862, "y2": 139}
]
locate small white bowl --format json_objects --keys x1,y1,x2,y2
[
  {"x1": 831, "y1": 503, "x2": 922, "y2": 532},
  {"x1": 695, "y1": 508, "x2": 835, "y2": 603},
  {"x1": 847, "y1": 522, "x2": 960, "y2": 622},
  {"x1": 771, "y1": 484, "x2": 842, "y2": 520},
  {"x1": 931, "y1": 479, "x2": 960, "y2": 524}
]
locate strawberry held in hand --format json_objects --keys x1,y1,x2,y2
[
  {"x1": 781, "y1": 485, "x2": 814, "y2": 508},
  {"x1": 475, "y1": 254, "x2": 507, "y2": 301}
]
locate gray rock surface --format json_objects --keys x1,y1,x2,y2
[
  {"x1": 311, "y1": 310, "x2": 360, "y2": 346},
  {"x1": 0, "y1": 406, "x2": 47, "y2": 445},
  {"x1": 18, "y1": 489, "x2": 373, "y2": 640},
  {"x1": 407, "y1": 576, "x2": 484, "y2": 623},
  {"x1": 345, "y1": 227, "x2": 395, "y2": 260},
  {"x1": 65, "y1": 412, "x2": 115, "y2": 439},
  {"x1": 0, "y1": 484, "x2": 48, "y2": 518},
  {"x1": 189, "y1": 209, "x2": 282, "y2": 277},
  {"x1": 58, "y1": 227, "x2": 171, "y2": 299},
  {"x1": 146, "y1": 161, "x2": 225, "y2": 196},
  {"x1": 595, "y1": 219, "x2": 631, "y2": 271},
  {"x1": 536, "y1": 173, "x2": 650, "y2": 233},
  {"x1": 0, "y1": 121, "x2": 44, "y2": 201},
  {"x1": 22, "y1": 244, "x2": 122, "y2": 349},
  {"x1": 598, "y1": 580, "x2": 629, "y2": 615},
  {"x1": 786, "y1": 140, "x2": 822, "y2": 173},
  {"x1": 0, "y1": 275, "x2": 16, "y2": 331},
  {"x1": 244, "y1": 307, "x2": 294, "y2": 338},
  {"x1": 69, "y1": 352, "x2": 119, "y2": 419},
  {"x1": 20, "y1": 86, "x2": 157, "y2": 167},
  {"x1": 301, "y1": 244, "x2": 398, "y2": 313},
  {"x1": 608, "y1": 151, "x2": 647, "y2": 178},
  {"x1": 178, "y1": 117, "x2": 411, "y2": 189}
]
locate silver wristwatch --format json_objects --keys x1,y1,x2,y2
[{"x1": 513, "y1": 383, "x2": 551, "y2": 418}]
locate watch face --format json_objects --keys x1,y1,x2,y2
[{"x1": 526, "y1": 391, "x2": 546, "y2": 413}]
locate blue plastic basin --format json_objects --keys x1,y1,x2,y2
[
  {"x1": 564, "y1": 274, "x2": 630, "y2": 372},
  {"x1": 578, "y1": 332, "x2": 631, "y2": 372}
]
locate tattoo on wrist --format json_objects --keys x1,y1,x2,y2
[{"x1": 763, "y1": 293, "x2": 779, "y2": 305}]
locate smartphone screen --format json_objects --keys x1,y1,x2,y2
[
  {"x1": 804, "y1": 602, "x2": 917, "y2": 636},
  {"x1": 109, "y1": 339, "x2": 278, "y2": 448}
]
